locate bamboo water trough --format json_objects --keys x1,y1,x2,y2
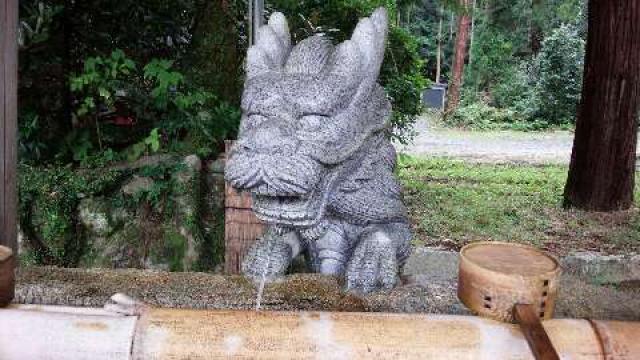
[{"x1": 1, "y1": 300, "x2": 639, "y2": 359}]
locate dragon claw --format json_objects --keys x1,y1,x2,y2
[{"x1": 345, "y1": 231, "x2": 399, "y2": 294}]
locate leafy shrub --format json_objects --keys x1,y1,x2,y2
[
  {"x1": 382, "y1": 27, "x2": 428, "y2": 142},
  {"x1": 19, "y1": 0, "x2": 247, "y2": 165},
  {"x1": 530, "y1": 24, "x2": 585, "y2": 125},
  {"x1": 18, "y1": 112, "x2": 47, "y2": 163},
  {"x1": 446, "y1": 101, "x2": 552, "y2": 131},
  {"x1": 455, "y1": 24, "x2": 584, "y2": 131},
  {"x1": 67, "y1": 50, "x2": 240, "y2": 166},
  {"x1": 492, "y1": 61, "x2": 538, "y2": 118},
  {"x1": 466, "y1": 30, "x2": 515, "y2": 94}
]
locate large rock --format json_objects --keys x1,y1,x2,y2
[
  {"x1": 28, "y1": 201, "x2": 77, "y2": 264},
  {"x1": 168, "y1": 155, "x2": 203, "y2": 271},
  {"x1": 77, "y1": 197, "x2": 126, "y2": 237},
  {"x1": 122, "y1": 176, "x2": 154, "y2": 195},
  {"x1": 79, "y1": 222, "x2": 143, "y2": 269},
  {"x1": 77, "y1": 197, "x2": 141, "y2": 268},
  {"x1": 21, "y1": 154, "x2": 225, "y2": 273}
]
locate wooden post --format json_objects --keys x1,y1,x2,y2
[
  {"x1": 0, "y1": 0, "x2": 18, "y2": 305},
  {"x1": 248, "y1": 0, "x2": 264, "y2": 46},
  {"x1": 223, "y1": 141, "x2": 265, "y2": 274},
  {"x1": 0, "y1": 246, "x2": 15, "y2": 306}
]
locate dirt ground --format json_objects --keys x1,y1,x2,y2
[{"x1": 397, "y1": 118, "x2": 640, "y2": 165}]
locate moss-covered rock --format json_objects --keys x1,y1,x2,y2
[
  {"x1": 19, "y1": 154, "x2": 225, "y2": 272},
  {"x1": 78, "y1": 197, "x2": 127, "y2": 236},
  {"x1": 147, "y1": 228, "x2": 188, "y2": 271},
  {"x1": 79, "y1": 221, "x2": 143, "y2": 268}
]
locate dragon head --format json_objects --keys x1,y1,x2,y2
[{"x1": 226, "y1": 8, "x2": 391, "y2": 228}]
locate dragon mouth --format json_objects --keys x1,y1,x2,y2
[
  {"x1": 252, "y1": 189, "x2": 323, "y2": 227},
  {"x1": 251, "y1": 172, "x2": 336, "y2": 227}
]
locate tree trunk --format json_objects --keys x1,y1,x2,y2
[
  {"x1": 186, "y1": 0, "x2": 242, "y2": 105},
  {"x1": 564, "y1": 0, "x2": 640, "y2": 211},
  {"x1": 435, "y1": 7, "x2": 443, "y2": 84},
  {"x1": 530, "y1": 0, "x2": 543, "y2": 55},
  {"x1": 445, "y1": 0, "x2": 472, "y2": 115},
  {"x1": 468, "y1": 0, "x2": 476, "y2": 67}
]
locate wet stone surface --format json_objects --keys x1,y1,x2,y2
[{"x1": 13, "y1": 247, "x2": 640, "y2": 321}]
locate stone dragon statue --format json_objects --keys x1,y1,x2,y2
[{"x1": 225, "y1": 8, "x2": 412, "y2": 293}]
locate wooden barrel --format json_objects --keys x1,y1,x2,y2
[
  {"x1": 458, "y1": 241, "x2": 561, "y2": 323},
  {"x1": 0, "y1": 245, "x2": 15, "y2": 307},
  {"x1": 223, "y1": 141, "x2": 266, "y2": 274}
]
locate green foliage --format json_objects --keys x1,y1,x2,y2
[
  {"x1": 445, "y1": 101, "x2": 552, "y2": 131},
  {"x1": 530, "y1": 24, "x2": 585, "y2": 125},
  {"x1": 66, "y1": 49, "x2": 238, "y2": 164},
  {"x1": 179, "y1": 102, "x2": 242, "y2": 158},
  {"x1": 382, "y1": 27, "x2": 429, "y2": 142},
  {"x1": 125, "y1": 128, "x2": 162, "y2": 162},
  {"x1": 138, "y1": 56, "x2": 240, "y2": 158},
  {"x1": 129, "y1": 163, "x2": 182, "y2": 210},
  {"x1": 12, "y1": 1, "x2": 244, "y2": 271},
  {"x1": 19, "y1": 0, "x2": 247, "y2": 165},
  {"x1": 455, "y1": 23, "x2": 585, "y2": 130},
  {"x1": 18, "y1": 112, "x2": 47, "y2": 163},
  {"x1": 64, "y1": 130, "x2": 95, "y2": 164},
  {"x1": 533, "y1": 0, "x2": 587, "y2": 39},
  {"x1": 144, "y1": 59, "x2": 185, "y2": 109},
  {"x1": 430, "y1": 0, "x2": 588, "y2": 130},
  {"x1": 18, "y1": 1, "x2": 63, "y2": 48},
  {"x1": 491, "y1": 61, "x2": 535, "y2": 115},
  {"x1": 466, "y1": 29, "x2": 514, "y2": 93},
  {"x1": 70, "y1": 49, "x2": 137, "y2": 113}
]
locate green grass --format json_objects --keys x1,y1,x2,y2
[{"x1": 398, "y1": 155, "x2": 640, "y2": 255}]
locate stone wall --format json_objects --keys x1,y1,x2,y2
[{"x1": 18, "y1": 154, "x2": 226, "y2": 272}]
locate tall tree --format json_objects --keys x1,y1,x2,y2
[
  {"x1": 444, "y1": 0, "x2": 472, "y2": 115},
  {"x1": 530, "y1": 0, "x2": 543, "y2": 54},
  {"x1": 435, "y1": 5, "x2": 444, "y2": 84},
  {"x1": 186, "y1": 0, "x2": 244, "y2": 105},
  {"x1": 564, "y1": 0, "x2": 640, "y2": 211}
]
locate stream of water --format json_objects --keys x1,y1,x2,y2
[{"x1": 255, "y1": 255, "x2": 271, "y2": 311}]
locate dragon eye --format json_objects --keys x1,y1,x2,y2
[
  {"x1": 240, "y1": 114, "x2": 269, "y2": 133},
  {"x1": 298, "y1": 115, "x2": 326, "y2": 131}
]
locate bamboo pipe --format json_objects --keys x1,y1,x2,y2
[{"x1": 1, "y1": 304, "x2": 638, "y2": 359}]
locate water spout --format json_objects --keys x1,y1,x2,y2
[
  {"x1": 255, "y1": 273, "x2": 266, "y2": 311},
  {"x1": 254, "y1": 256, "x2": 271, "y2": 311}
]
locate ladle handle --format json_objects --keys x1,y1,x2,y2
[{"x1": 513, "y1": 304, "x2": 560, "y2": 360}]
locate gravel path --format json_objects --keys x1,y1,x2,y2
[{"x1": 397, "y1": 118, "x2": 578, "y2": 164}]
